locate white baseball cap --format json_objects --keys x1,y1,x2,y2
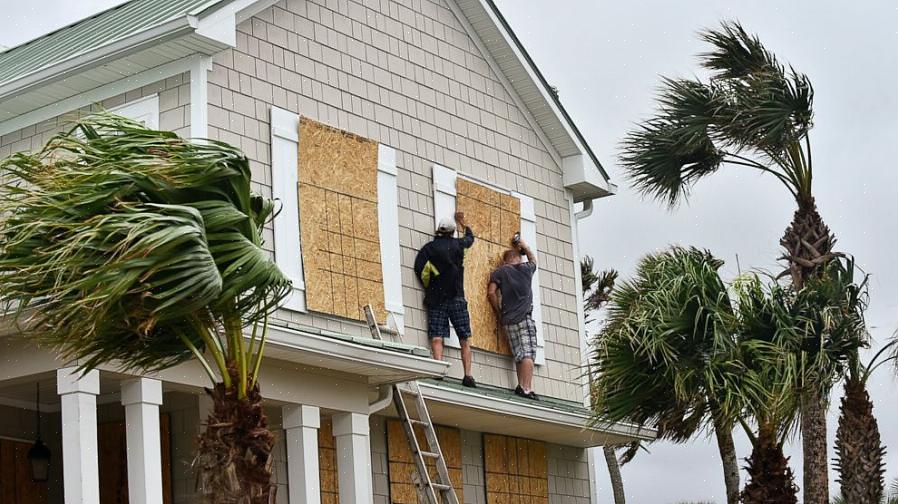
[{"x1": 436, "y1": 217, "x2": 456, "y2": 234}]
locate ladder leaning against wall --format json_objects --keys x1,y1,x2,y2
[{"x1": 363, "y1": 304, "x2": 460, "y2": 504}]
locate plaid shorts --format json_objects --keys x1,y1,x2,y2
[
  {"x1": 427, "y1": 297, "x2": 472, "y2": 340},
  {"x1": 504, "y1": 316, "x2": 537, "y2": 362}
]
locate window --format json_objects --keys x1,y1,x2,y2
[
  {"x1": 431, "y1": 166, "x2": 545, "y2": 364},
  {"x1": 108, "y1": 95, "x2": 159, "y2": 129}
]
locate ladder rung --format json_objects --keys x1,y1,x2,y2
[
  {"x1": 432, "y1": 483, "x2": 452, "y2": 491},
  {"x1": 398, "y1": 387, "x2": 420, "y2": 397},
  {"x1": 408, "y1": 418, "x2": 429, "y2": 427},
  {"x1": 418, "y1": 450, "x2": 440, "y2": 459}
]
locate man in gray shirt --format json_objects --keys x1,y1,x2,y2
[{"x1": 487, "y1": 239, "x2": 538, "y2": 400}]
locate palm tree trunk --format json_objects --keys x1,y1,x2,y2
[
  {"x1": 195, "y1": 367, "x2": 275, "y2": 503},
  {"x1": 780, "y1": 198, "x2": 835, "y2": 290},
  {"x1": 603, "y1": 445, "x2": 626, "y2": 504},
  {"x1": 741, "y1": 425, "x2": 798, "y2": 504},
  {"x1": 800, "y1": 388, "x2": 829, "y2": 504},
  {"x1": 834, "y1": 378, "x2": 885, "y2": 504},
  {"x1": 711, "y1": 413, "x2": 740, "y2": 504},
  {"x1": 781, "y1": 199, "x2": 835, "y2": 504}
]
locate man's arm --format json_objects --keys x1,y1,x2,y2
[
  {"x1": 518, "y1": 239, "x2": 537, "y2": 268},
  {"x1": 413, "y1": 247, "x2": 428, "y2": 285},
  {"x1": 487, "y1": 281, "x2": 501, "y2": 316},
  {"x1": 455, "y1": 211, "x2": 474, "y2": 248}
]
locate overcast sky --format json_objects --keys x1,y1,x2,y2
[{"x1": 3, "y1": 1, "x2": 898, "y2": 503}]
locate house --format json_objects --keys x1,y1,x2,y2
[{"x1": 0, "y1": 0, "x2": 654, "y2": 503}]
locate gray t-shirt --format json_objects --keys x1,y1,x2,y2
[{"x1": 490, "y1": 261, "x2": 537, "y2": 325}]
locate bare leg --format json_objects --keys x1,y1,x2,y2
[
  {"x1": 460, "y1": 339, "x2": 473, "y2": 377},
  {"x1": 430, "y1": 337, "x2": 444, "y2": 360},
  {"x1": 517, "y1": 358, "x2": 534, "y2": 393}
]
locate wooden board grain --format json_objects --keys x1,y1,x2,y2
[
  {"x1": 318, "y1": 418, "x2": 339, "y2": 500},
  {"x1": 297, "y1": 117, "x2": 385, "y2": 321},
  {"x1": 483, "y1": 434, "x2": 548, "y2": 504},
  {"x1": 386, "y1": 420, "x2": 464, "y2": 503},
  {"x1": 455, "y1": 178, "x2": 520, "y2": 355}
]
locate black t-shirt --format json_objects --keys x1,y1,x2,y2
[
  {"x1": 413, "y1": 227, "x2": 475, "y2": 307},
  {"x1": 490, "y1": 261, "x2": 536, "y2": 325}
]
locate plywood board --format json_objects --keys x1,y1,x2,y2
[
  {"x1": 483, "y1": 434, "x2": 548, "y2": 504},
  {"x1": 319, "y1": 418, "x2": 339, "y2": 501},
  {"x1": 386, "y1": 420, "x2": 464, "y2": 503},
  {"x1": 455, "y1": 178, "x2": 521, "y2": 355},
  {"x1": 298, "y1": 117, "x2": 385, "y2": 321}
]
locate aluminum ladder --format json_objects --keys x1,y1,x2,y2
[{"x1": 363, "y1": 305, "x2": 460, "y2": 504}]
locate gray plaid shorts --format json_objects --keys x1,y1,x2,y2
[{"x1": 503, "y1": 315, "x2": 537, "y2": 363}]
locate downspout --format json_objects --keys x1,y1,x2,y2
[
  {"x1": 572, "y1": 196, "x2": 599, "y2": 504},
  {"x1": 368, "y1": 385, "x2": 394, "y2": 414},
  {"x1": 574, "y1": 199, "x2": 594, "y2": 220}
]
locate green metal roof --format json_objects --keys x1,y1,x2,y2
[
  {"x1": 288, "y1": 322, "x2": 432, "y2": 358},
  {"x1": 0, "y1": 0, "x2": 226, "y2": 86},
  {"x1": 423, "y1": 377, "x2": 592, "y2": 414}
]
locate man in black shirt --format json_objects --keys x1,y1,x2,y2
[
  {"x1": 488, "y1": 239, "x2": 538, "y2": 400},
  {"x1": 414, "y1": 212, "x2": 476, "y2": 387}
]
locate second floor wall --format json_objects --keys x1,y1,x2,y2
[{"x1": 206, "y1": 0, "x2": 586, "y2": 402}]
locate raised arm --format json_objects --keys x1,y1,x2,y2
[
  {"x1": 518, "y1": 239, "x2": 536, "y2": 268},
  {"x1": 455, "y1": 211, "x2": 474, "y2": 248}
]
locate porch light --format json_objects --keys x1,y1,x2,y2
[{"x1": 28, "y1": 383, "x2": 51, "y2": 482}]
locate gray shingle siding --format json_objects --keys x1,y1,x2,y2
[{"x1": 209, "y1": 0, "x2": 585, "y2": 402}]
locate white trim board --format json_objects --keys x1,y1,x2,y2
[
  {"x1": 377, "y1": 144, "x2": 405, "y2": 332},
  {"x1": 270, "y1": 107, "x2": 307, "y2": 312},
  {"x1": 0, "y1": 55, "x2": 204, "y2": 137},
  {"x1": 109, "y1": 94, "x2": 159, "y2": 129}
]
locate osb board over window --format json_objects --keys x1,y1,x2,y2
[
  {"x1": 298, "y1": 117, "x2": 385, "y2": 321},
  {"x1": 386, "y1": 420, "x2": 464, "y2": 503},
  {"x1": 483, "y1": 434, "x2": 548, "y2": 504},
  {"x1": 319, "y1": 418, "x2": 339, "y2": 504},
  {"x1": 455, "y1": 178, "x2": 520, "y2": 355}
]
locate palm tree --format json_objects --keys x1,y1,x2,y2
[
  {"x1": 580, "y1": 256, "x2": 627, "y2": 504},
  {"x1": 728, "y1": 274, "x2": 801, "y2": 504},
  {"x1": 833, "y1": 337, "x2": 896, "y2": 504},
  {"x1": 620, "y1": 21, "x2": 846, "y2": 503},
  {"x1": 0, "y1": 114, "x2": 290, "y2": 503},
  {"x1": 589, "y1": 248, "x2": 742, "y2": 504}
]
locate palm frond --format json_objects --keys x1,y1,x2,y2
[{"x1": 0, "y1": 113, "x2": 290, "y2": 382}]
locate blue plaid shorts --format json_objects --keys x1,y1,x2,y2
[
  {"x1": 503, "y1": 315, "x2": 537, "y2": 362},
  {"x1": 427, "y1": 297, "x2": 472, "y2": 340}
]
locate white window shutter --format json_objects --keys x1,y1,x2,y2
[
  {"x1": 108, "y1": 95, "x2": 159, "y2": 129},
  {"x1": 514, "y1": 193, "x2": 546, "y2": 365},
  {"x1": 378, "y1": 145, "x2": 404, "y2": 332},
  {"x1": 431, "y1": 164, "x2": 462, "y2": 348},
  {"x1": 269, "y1": 107, "x2": 306, "y2": 311}
]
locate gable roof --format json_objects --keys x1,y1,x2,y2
[{"x1": 0, "y1": 0, "x2": 612, "y2": 196}]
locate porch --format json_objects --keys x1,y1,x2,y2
[{"x1": 0, "y1": 324, "x2": 448, "y2": 504}]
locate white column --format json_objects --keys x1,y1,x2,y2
[
  {"x1": 57, "y1": 367, "x2": 100, "y2": 504},
  {"x1": 332, "y1": 412, "x2": 372, "y2": 504},
  {"x1": 283, "y1": 405, "x2": 321, "y2": 504},
  {"x1": 121, "y1": 378, "x2": 164, "y2": 504}
]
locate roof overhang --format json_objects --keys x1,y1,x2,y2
[
  {"x1": 450, "y1": 0, "x2": 615, "y2": 203},
  {"x1": 265, "y1": 324, "x2": 449, "y2": 386},
  {"x1": 408, "y1": 381, "x2": 655, "y2": 448},
  {"x1": 0, "y1": 0, "x2": 277, "y2": 127}
]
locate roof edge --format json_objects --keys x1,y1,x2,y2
[{"x1": 480, "y1": 0, "x2": 610, "y2": 182}]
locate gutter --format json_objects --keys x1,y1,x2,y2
[{"x1": 0, "y1": 16, "x2": 200, "y2": 102}]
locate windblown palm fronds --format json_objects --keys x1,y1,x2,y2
[{"x1": 0, "y1": 114, "x2": 290, "y2": 503}]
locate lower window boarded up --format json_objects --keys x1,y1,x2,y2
[
  {"x1": 386, "y1": 419, "x2": 464, "y2": 503},
  {"x1": 319, "y1": 418, "x2": 339, "y2": 504},
  {"x1": 483, "y1": 434, "x2": 548, "y2": 504}
]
